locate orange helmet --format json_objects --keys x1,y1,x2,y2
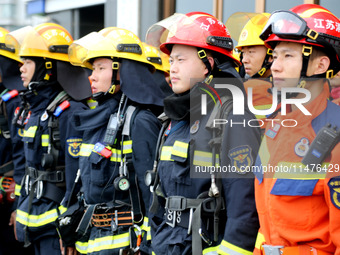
[
  {"x1": 260, "y1": 4, "x2": 340, "y2": 76},
  {"x1": 147, "y1": 12, "x2": 240, "y2": 66}
]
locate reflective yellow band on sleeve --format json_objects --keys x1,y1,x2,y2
[
  {"x1": 141, "y1": 217, "x2": 151, "y2": 240},
  {"x1": 86, "y1": 232, "x2": 130, "y2": 253},
  {"x1": 41, "y1": 134, "x2": 49, "y2": 147},
  {"x1": 255, "y1": 231, "x2": 266, "y2": 250},
  {"x1": 24, "y1": 126, "x2": 37, "y2": 138},
  {"x1": 16, "y1": 205, "x2": 66, "y2": 227},
  {"x1": 193, "y1": 150, "x2": 219, "y2": 167},
  {"x1": 172, "y1": 141, "x2": 188, "y2": 158},
  {"x1": 160, "y1": 146, "x2": 172, "y2": 161},
  {"x1": 122, "y1": 140, "x2": 132, "y2": 154},
  {"x1": 79, "y1": 143, "x2": 94, "y2": 157},
  {"x1": 141, "y1": 217, "x2": 149, "y2": 231},
  {"x1": 80, "y1": 143, "x2": 126, "y2": 162},
  {"x1": 15, "y1": 184, "x2": 21, "y2": 196},
  {"x1": 203, "y1": 245, "x2": 219, "y2": 254},
  {"x1": 110, "y1": 148, "x2": 122, "y2": 162},
  {"x1": 218, "y1": 240, "x2": 253, "y2": 255},
  {"x1": 75, "y1": 241, "x2": 88, "y2": 254},
  {"x1": 59, "y1": 204, "x2": 67, "y2": 213}
]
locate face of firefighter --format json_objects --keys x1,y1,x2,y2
[
  {"x1": 241, "y1": 45, "x2": 268, "y2": 77},
  {"x1": 20, "y1": 58, "x2": 36, "y2": 88},
  {"x1": 271, "y1": 42, "x2": 303, "y2": 90},
  {"x1": 90, "y1": 58, "x2": 120, "y2": 94},
  {"x1": 169, "y1": 44, "x2": 212, "y2": 94}
]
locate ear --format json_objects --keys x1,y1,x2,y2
[
  {"x1": 204, "y1": 56, "x2": 215, "y2": 75},
  {"x1": 313, "y1": 56, "x2": 330, "y2": 75}
]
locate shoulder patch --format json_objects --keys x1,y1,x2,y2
[
  {"x1": 66, "y1": 137, "x2": 82, "y2": 158},
  {"x1": 228, "y1": 145, "x2": 253, "y2": 174},
  {"x1": 328, "y1": 177, "x2": 340, "y2": 209}
]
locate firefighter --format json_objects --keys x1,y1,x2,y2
[
  {"x1": 253, "y1": 4, "x2": 340, "y2": 255},
  {"x1": 11, "y1": 23, "x2": 91, "y2": 255},
  {"x1": 0, "y1": 27, "x2": 34, "y2": 255},
  {"x1": 227, "y1": 12, "x2": 273, "y2": 133},
  {"x1": 67, "y1": 27, "x2": 163, "y2": 254},
  {"x1": 145, "y1": 12, "x2": 261, "y2": 254}
]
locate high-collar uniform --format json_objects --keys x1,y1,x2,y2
[
  {"x1": 150, "y1": 79, "x2": 261, "y2": 255},
  {"x1": 73, "y1": 93, "x2": 161, "y2": 255},
  {"x1": 0, "y1": 85, "x2": 34, "y2": 255},
  {"x1": 15, "y1": 84, "x2": 88, "y2": 255}
]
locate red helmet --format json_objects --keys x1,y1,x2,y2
[
  {"x1": 260, "y1": 4, "x2": 340, "y2": 75},
  {"x1": 147, "y1": 12, "x2": 240, "y2": 66}
]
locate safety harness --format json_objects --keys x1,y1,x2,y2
[
  {"x1": 74, "y1": 95, "x2": 145, "y2": 253},
  {"x1": 148, "y1": 94, "x2": 234, "y2": 254},
  {"x1": 22, "y1": 91, "x2": 70, "y2": 246}
]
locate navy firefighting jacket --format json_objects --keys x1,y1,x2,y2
[
  {"x1": 16, "y1": 84, "x2": 87, "y2": 243},
  {"x1": 151, "y1": 79, "x2": 261, "y2": 255},
  {"x1": 72, "y1": 92, "x2": 161, "y2": 254}
]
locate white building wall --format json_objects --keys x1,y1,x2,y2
[{"x1": 44, "y1": 0, "x2": 105, "y2": 13}]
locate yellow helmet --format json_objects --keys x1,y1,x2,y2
[
  {"x1": 0, "y1": 27, "x2": 22, "y2": 63},
  {"x1": 69, "y1": 27, "x2": 154, "y2": 71},
  {"x1": 5, "y1": 26, "x2": 33, "y2": 57},
  {"x1": 68, "y1": 32, "x2": 110, "y2": 69},
  {"x1": 142, "y1": 42, "x2": 170, "y2": 74},
  {"x1": 225, "y1": 12, "x2": 270, "y2": 50},
  {"x1": 18, "y1": 23, "x2": 73, "y2": 62},
  {"x1": 98, "y1": 27, "x2": 154, "y2": 70}
]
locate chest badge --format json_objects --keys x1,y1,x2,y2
[
  {"x1": 41, "y1": 111, "x2": 49, "y2": 122},
  {"x1": 328, "y1": 177, "x2": 340, "y2": 210},
  {"x1": 294, "y1": 137, "x2": 309, "y2": 157},
  {"x1": 190, "y1": 120, "x2": 200, "y2": 134},
  {"x1": 265, "y1": 122, "x2": 281, "y2": 139}
]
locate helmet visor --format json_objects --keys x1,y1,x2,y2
[
  {"x1": 145, "y1": 13, "x2": 184, "y2": 48},
  {"x1": 260, "y1": 11, "x2": 307, "y2": 41},
  {"x1": 226, "y1": 12, "x2": 269, "y2": 43},
  {"x1": 68, "y1": 32, "x2": 116, "y2": 69},
  {"x1": 5, "y1": 26, "x2": 34, "y2": 55}
]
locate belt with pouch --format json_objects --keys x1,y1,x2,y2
[
  {"x1": 92, "y1": 210, "x2": 133, "y2": 228},
  {"x1": 164, "y1": 196, "x2": 222, "y2": 229}
]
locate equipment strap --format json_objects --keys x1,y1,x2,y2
[
  {"x1": 26, "y1": 167, "x2": 64, "y2": 183},
  {"x1": 124, "y1": 105, "x2": 143, "y2": 223},
  {"x1": 76, "y1": 204, "x2": 96, "y2": 237},
  {"x1": 149, "y1": 117, "x2": 170, "y2": 214},
  {"x1": 165, "y1": 196, "x2": 205, "y2": 211}
]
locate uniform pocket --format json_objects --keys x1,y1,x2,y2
[
  {"x1": 22, "y1": 116, "x2": 40, "y2": 147},
  {"x1": 269, "y1": 179, "x2": 318, "y2": 229},
  {"x1": 88, "y1": 151, "x2": 110, "y2": 186},
  {"x1": 170, "y1": 140, "x2": 191, "y2": 185}
]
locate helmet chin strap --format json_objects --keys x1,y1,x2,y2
[
  {"x1": 252, "y1": 48, "x2": 273, "y2": 78},
  {"x1": 284, "y1": 45, "x2": 330, "y2": 99},
  {"x1": 197, "y1": 48, "x2": 215, "y2": 84},
  {"x1": 92, "y1": 59, "x2": 120, "y2": 102}
]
